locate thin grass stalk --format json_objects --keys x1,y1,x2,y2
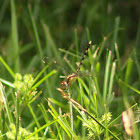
[
  {"x1": 88, "y1": 44, "x2": 101, "y2": 118},
  {"x1": 31, "y1": 60, "x2": 53, "y2": 86},
  {"x1": 15, "y1": 92, "x2": 20, "y2": 140},
  {"x1": 0, "y1": 57, "x2": 15, "y2": 78},
  {"x1": 86, "y1": 28, "x2": 90, "y2": 41},
  {"x1": 48, "y1": 108, "x2": 73, "y2": 138},
  {"x1": 108, "y1": 61, "x2": 116, "y2": 102},
  {"x1": 31, "y1": 70, "x2": 56, "y2": 90},
  {"x1": 0, "y1": 83, "x2": 6, "y2": 135},
  {"x1": 78, "y1": 82, "x2": 86, "y2": 138},
  {"x1": 93, "y1": 89, "x2": 99, "y2": 120},
  {"x1": 59, "y1": 48, "x2": 81, "y2": 58},
  {"x1": 77, "y1": 78, "x2": 90, "y2": 110},
  {"x1": 123, "y1": 58, "x2": 133, "y2": 107},
  {"x1": 104, "y1": 104, "x2": 109, "y2": 139},
  {"x1": 11, "y1": 0, "x2": 20, "y2": 72},
  {"x1": 38, "y1": 104, "x2": 49, "y2": 123},
  {"x1": 133, "y1": 50, "x2": 140, "y2": 77},
  {"x1": 28, "y1": 5, "x2": 43, "y2": 61},
  {"x1": 74, "y1": 28, "x2": 78, "y2": 63},
  {"x1": 89, "y1": 48, "x2": 101, "y2": 100},
  {"x1": 64, "y1": 57, "x2": 76, "y2": 73},
  {"x1": 34, "y1": 127, "x2": 39, "y2": 139},
  {"x1": 24, "y1": 118, "x2": 59, "y2": 140},
  {"x1": 95, "y1": 62, "x2": 101, "y2": 98},
  {"x1": 27, "y1": 104, "x2": 44, "y2": 136},
  {"x1": 47, "y1": 103, "x2": 63, "y2": 139},
  {"x1": 46, "y1": 106, "x2": 63, "y2": 139},
  {"x1": 119, "y1": 79, "x2": 140, "y2": 94},
  {"x1": 103, "y1": 51, "x2": 111, "y2": 104},
  {"x1": 97, "y1": 36, "x2": 108, "y2": 60},
  {"x1": 41, "y1": 22, "x2": 59, "y2": 57},
  {"x1": 124, "y1": 58, "x2": 133, "y2": 87},
  {"x1": 111, "y1": 17, "x2": 120, "y2": 53},
  {"x1": 115, "y1": 43, "x2": 122, "y2": 78},
  {"x1": 48, "y1": 98, "x2": 66, "y2": 108},
  {"x1": 67, "y1": 88, "x2": 74, "y2": 140}
]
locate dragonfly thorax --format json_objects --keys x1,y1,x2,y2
[
  {"x1": 67, "y1": 73, "x2": 77, "y2": 85},
  {"x1": 60, "y1": 73, "x2": 78, "y2": 90}
]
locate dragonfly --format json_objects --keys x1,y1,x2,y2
[
  {"x1": 57, "y1": 41, "x2": 92, "y2": 134},
  {"x1": 60, "y1": 41, "x2": 92, "y2": 91}
]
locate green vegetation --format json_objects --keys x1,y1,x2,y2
[{"x1": 0, "y1": 0, "x2": 140, "y2": 139}]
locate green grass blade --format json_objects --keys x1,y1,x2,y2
[
  {"x1": 11, "y1": 0, "x2": 19, "y2": 72},
  {"x1": 0, "y1": 78, "x2": 15, "y2": 88},
  {"x1": 133, "y1": 49, "x2": 140, "y2": 77},
  {"x1": 74, "y1": 28, "x2": 78, "y2": 59},
  {"x1": 28, "y1": 4, "x2": 43, "y2": 60},
  {"x1": 103, "y1": 51, "x2": 112, "y2": 103},
  {"x1": 31, "y1": 60, "x2": 54, "y2": 86},
  {"x1": 48, "y1": 104, "x2": 72, "y2": 138},
  {"x1": 119, "y1": 79, "x2": 140, "y2": 94},
  {"x1": 111, "y1": 17, "x2": 120, "y2": 53},
  {"x1": 124, "y1": 58, "x2": 133, "y2": 85},
  {"x1": 107, "y1": 61, "x2": 116, "y2": 104},
  {"x1": 24, "y1": 118, "x2": 59, "y2": 139},
  {"x1": 97, "y1": 35, "x2": 109, "y2": 60},
  {"x1": 122, "y1": 58, "x2": 133, "y2": 106},
  {"x1": 38, "y1": 103, "x2": 49, "y2": 123},
  {"x1": 27, "y1": 104, "x2": 44, "y2": 136},
  {"x1": 41, "y1": 21, "x2": 59, "y2": 58},
  {"x1": 0, "y1": 82, "x2": 13, "y2": 124},
  {"x1": 0, "y1": 56, "x2": 15, "y2": 78},
  {"x1": 15, "y1": 92, "x2": 20, "y2": 140},
  {"x1": 48, "y1": 98, "x2": 67, "y2": 109},
  {"x1": 115, "y1": 43, "x2": 121, "y2": 71},
  {"x1": 29, "y1": 90, "x2": 42, "y2": 104},
  {"x1": 31, "y1": 70, "x2": 57, "y2": 90}
]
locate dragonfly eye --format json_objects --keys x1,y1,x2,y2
[{"x1": 61, "y1": 81, "x2": 68, "y2": 90}]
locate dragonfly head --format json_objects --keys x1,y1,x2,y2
[{"x1": 61, "y1": 81, "x2": 68, "y2": 90}]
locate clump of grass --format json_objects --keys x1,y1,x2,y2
[{"x1": 6, "y1": 123, "x2": 33, "y2": 140}]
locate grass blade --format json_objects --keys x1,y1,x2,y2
[
  {"x1": 103, "y1": 51, "x2": 112, "y2": 103},
  {"x1": 11, "y1": 0, "x2": 19, "y2": 72}
]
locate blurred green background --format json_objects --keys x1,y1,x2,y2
[{"x1": 1, "y1": 0, "x2": 140, "y2": 57}]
